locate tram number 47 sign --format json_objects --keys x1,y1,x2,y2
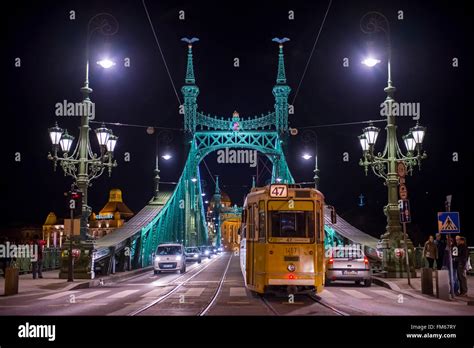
[
  {"x1": 398, "y1": 199, "x2": 411, "y2": 223},
  {"x1": 270, "y1": 184, "x2": 288, "y2": 198}
]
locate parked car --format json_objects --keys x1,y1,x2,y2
[
  {"x1": 325, "y1": 252, "x2": 372, "y2": 287},
  {"x1": 153, "y1": 243, "x2": 186, "y2": 274},
  {"x1": 185, "y1": 247, "x2": 202, "y2": 263}
]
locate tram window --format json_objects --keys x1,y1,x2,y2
[
  {"x1": 248, "y1": 207, "x2": 255, "y2": 240},
  {"x1": 269, "y1": 211, "x2": 315, "y2": 241},
  {"x1": 258, "y1": 201, "x2": 266, "y2": 242},
  {"x1": 316, "y1": 211, "x2": 322, "y2": 242}
]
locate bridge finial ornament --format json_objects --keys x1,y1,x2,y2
[
  {"x1": 272, "y1": 38, "x2": 289, "y2": 84},
  {"x1": 181, "y1": 37, "x2": 199, "y2": 84}
]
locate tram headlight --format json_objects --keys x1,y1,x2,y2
[{"x1": 287, "y1": 264, "x2": 296, "y2": 272}]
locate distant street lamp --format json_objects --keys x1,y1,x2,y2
[
  {"x1": 149, "y1": 129, "x2": 174, "y2": 203},
  {"x1": 301, "y1": 129, "x2": 319, "y2": 189},
  {"x1": 47, "y1": 13, "x2": 119, "y2": 241},
  {"x1": 358, "y1": 11, "x2": 427, "y2": 276}
]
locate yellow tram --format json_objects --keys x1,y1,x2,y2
[{"x1": 240, "y1": 183, "x2": 326, "y2": 294}]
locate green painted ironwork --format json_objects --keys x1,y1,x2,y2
[{"x1": 125, "y1": 37, "x2": 297, "y2": 267}]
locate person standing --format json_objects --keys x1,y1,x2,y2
[
  {"x1": 434, "y1": 233, "x2": 446, "y2": 270},
  {"x1": 457, "y1": 237, "x2": 469, "y2": 296},
  {"x1": 423, "y1": 235, "x2": 438, "y2": 269},
  {"x1": 31, "y1": 235, "x2": 44, "y2": 279},
  {"x1": 451, "y1": 236, "x2": 460, "y2": 295}
]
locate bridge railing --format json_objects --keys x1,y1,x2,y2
[{"x1": 0, "y1": 247, "x2": 61, "y2": 275}]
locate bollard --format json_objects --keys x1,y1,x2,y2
[
  {"x1": 421, "y1": 267, "x2": 433, "y2": 295},
  {"x1": 435, "y1": 270, "x2": 451, "y2": 300},
  {"x1": 4, "y1": 266, "x2": 19, "y2": 296}
]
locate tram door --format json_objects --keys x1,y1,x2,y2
[{"x1": 246, "y1": 204, "x2": 256, "y2": 286}]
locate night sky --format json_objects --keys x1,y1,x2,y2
[{"x1": 3, "y1": 0, "x2": 472, "y2": 246}]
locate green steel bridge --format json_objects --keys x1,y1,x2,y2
[{"x1": 92, "y1": 38, "x2": 379, "y2": 275}]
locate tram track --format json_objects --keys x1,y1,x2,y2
[
  {"x1": 129, "y1": 252, "x2": 232, "y2": 316},
  {"x1": 198, "y1": 253, "x2": 233, "y2": 316},
  {"x1": 259, "y1": 291, "x2": 349, "y2": 316}
]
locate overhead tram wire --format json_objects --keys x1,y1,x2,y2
[
  {"x1": 296, "y1": 119, "x2": 386, "y2": 130},
  {"x1": 202, "y1": 159, "x2": 216, "y2": 186},
  {"x1": 142, "y1": 0, "x2": 182, "y2": 106},
  {"x1": 291, "y1": 0, "x2": 333, "y2": 106},
  {"x1": 90, "y1": 120, "x2": 181, "y2": 131}
]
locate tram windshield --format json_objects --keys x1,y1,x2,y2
[{"x1": 269, "y1": 211, "x2": 315, "y2": 241}]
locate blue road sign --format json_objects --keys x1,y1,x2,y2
[
  {"x1": 437, "y1": 212, "x2": 460, "y2": 234},
  {"x1": 398, "y1": 199, "x2": 411, "y2": 223}
]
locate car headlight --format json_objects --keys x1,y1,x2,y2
[
  {"x1": 176, "y1": 255, "x2": 182, "y2": 261},
  {"x1": 205, "y1": 250, "x2": 209, "y2": 255},
  {"x1": 287, "y1": 264, "x2": 296, "y2": 272},
  {"x1": 155, "y1": 256, "x2": 161, "y2": 262},
  {"x1": 194, "y1": 253, "x2": 199, "y2": 258}
]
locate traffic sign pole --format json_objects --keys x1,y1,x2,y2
[
  {"x1": 402, "y1": 222, "x2": 410, "y2": 285},
  {"x1": 68, "y1": 206, "x2": 74, "y2": 282},
  {"x1": 445, "y1": 197, "x2": 455, "y2": 298}
]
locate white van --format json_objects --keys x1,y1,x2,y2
[{"x1": 153, "y1": 243, "x2": 186, "y2": 274}]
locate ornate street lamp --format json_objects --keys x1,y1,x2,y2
[
  {"x1": 358, "y1": 11, "x2": 427, "y2": 277},
  {"x1": 47, "y1": 13, "x2": 119, "y2": 279}
]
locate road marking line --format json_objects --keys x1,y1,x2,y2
[
  {"x1": 227, "y1": 301, "x2": 250, "y2": 304},
  {"x1": 170, "y1": 301, "x2": 195, "y2": 304},
  {"x1": 340, "y1": 289, "x2": 372, "y2": 299},
  {"x1": 184, "y1": 287, "x2": 205, "y2": 297},
  {"x1": 229, "y1": 287, "x2": 247, "y2": 297},
  {"x1": 0, "y1": 305, "x2": 29, "y2": 308},
  {"x1": 76, "y1": 290, "x2": 111, "y2": 299},
  {"x1": 371, "y1": 289, "x2": 399, "y2": 300},
  {"x1": 107, "y1": 290, "x2": 139, "y2": 299},
  {"x1": 47, "y1": 304, "x2": 69, "y2": 307},
  {"x1": 321, "y1": 290, "x2": 336, "y2": 298},
  {"x1": 39, "y1": 291, "x2": 79, "y2": 300},
  {"x1": 141, "y1": 288, "x2": 169, "y2": 298}
]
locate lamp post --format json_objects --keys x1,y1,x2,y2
[
  {"x1": 301, "y1": 129, "x2": 320, "y2": 189},
  {"x1": 147, "y1": 128, "x2": 174, "y2": 204},
  {"x1": 358, "y1": 12, "x2": 427, "y2": 277},
  {"x1": 47, "y1": 13, "x2": 119, "y2": 279}
]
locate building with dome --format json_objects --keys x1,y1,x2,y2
[
  {"x1": 42, "y1": 188, "x2": 134, "y2": 245},
  {"x1": 88, "y1": 188, "x2": 134, "y2": 238},
  {"x1": 206, "y1": 177, "x2": 241, "y2": 250}
]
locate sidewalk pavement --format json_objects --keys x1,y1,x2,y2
[
  {"x1": 0, "y1": 267, "x2": 152, "y2": 297},
  {"x1": 373, "y1": 269, "x2": 474, "y2": 305}
]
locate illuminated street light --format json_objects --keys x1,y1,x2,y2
[
  {"x1": 47, "y1": 13, "x2": 119, "y2": 282},
  {"x1": 97, "y1": 58, "x2": 116, "y2": 69},
  {"x1": 403, "y1": 133, "x2": 416, "y2": 152},
  {"x1": 162, "y1": 154, "x2": 172, "y2": 160},
  {"x1": 302, "y1": 153, "x2": 312, "y2": 160},
  {"x1": 361, "y1": 57, "x2": 381, "y2": 67},
  {"x1": 358, "y1": 134, "x2": 369, "y2": 152},
  {"x1": 358, "y1": 11, "x2": 427, "y2": 278},
  {"x1": 59, "y1": 131, "x2": 74, "y2": 153}
]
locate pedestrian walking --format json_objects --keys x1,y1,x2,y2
[
  {"x1": 451, "y1": 236, "x2": 460, "y2": 295},
  {"x1": 457, "y1": 237, "x2": 469, "y2": 296},
  {"x1": 31, "y1": 235, "x2": 44, "y2": 279},
  {"x1": 434, "y1": 233, "x2": 446, "y2": 270},
  {"x1": 423, "y1": 235, "x2": 438, "y2": 268}
]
